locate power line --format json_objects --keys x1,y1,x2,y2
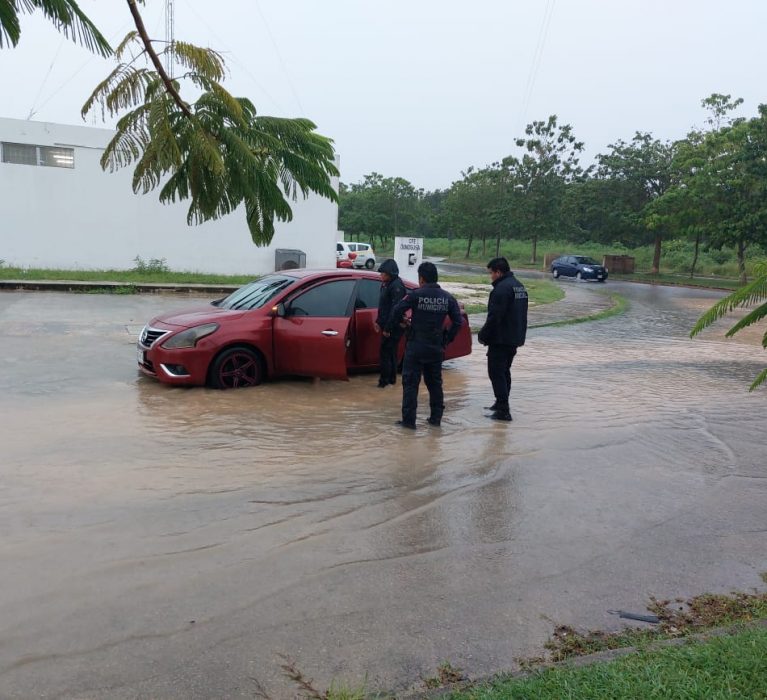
[
  {"x1": 180, "y1": 0, "x2": 286, "y2": 113},
  {"x1": 253, "y1": 0, "x2": 305, "y2": 115},
  {"x1": 27, "y1": 35, "x2": 66, "y2": 119},
  {"x1": 35, "y1": 20, "x2": 133, "y2": 119},
  {"x1": 517, "y1": 0, "x2": 556, "y2": 136}
]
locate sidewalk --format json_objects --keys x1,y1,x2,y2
[{"x1": 0, "y1": 279, "x2": 240, "y2": 295}]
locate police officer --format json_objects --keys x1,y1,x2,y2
[
  {"x1": 375, "y1": 259, "x2": 407, "y2": 387},
  {"x1": 478, "y1": 257, "x2": 528, "y2": 422},
  {"x1": 385, "y1": 261, "x2": 463, "y2": 429}
]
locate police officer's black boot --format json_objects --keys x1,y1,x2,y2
[{"x1": 489, "y1": 409, "x2": 512, "y2": 422}]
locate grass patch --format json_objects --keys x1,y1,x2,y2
[
  {"x1": 447, "y1": 625, "x2": 767, "y2": 700},
  {"x1": 531, "y1": 292, "x2": 628, "y2": 329},
  {"x1": 424, "y1": 662, "x2": 468, "y2": 690},
  {"x1": 447, "y1": 277, "x2": 564, "y2": 315},
  {"x1": 0, "y1": 266, "x2": 256, "y2": 286},
  {"x1": 79, "y1": 285, "x2": 137, "y2": 295},
  {"x1": 612, "y1": 271, "x2": 743, "y2": 290}
]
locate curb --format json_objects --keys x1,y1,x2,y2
[
  {"x1": 0, "y1": 279, "x2": 239, "y2": 295},
  {"x1": 397, "y1": 618, "x2": 767, "y2": 699}
]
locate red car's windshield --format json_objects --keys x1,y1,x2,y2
[{"x1": 218, "y1": 275, "x2": 296, "y2": 310}]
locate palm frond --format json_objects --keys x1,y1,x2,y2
[
  {"x1": 724, "y1": 302, "x2": 767, "y2": 337},
  {"x1": 690, "y1": 272, "x2": 767, "y2": 337},
  {"x1": 0, "y1": 0, "x2": 22, "y2": 48},
  {"x1": 748, "y1": 366, "x2": 767, "y2": 391},
  {"x1": 6, "y1": 0, "x2": 111, "y2": 55}
]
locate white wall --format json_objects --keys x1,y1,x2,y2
[{"x1": 0, "y1": 117, "x2": 339, "y2": 274}]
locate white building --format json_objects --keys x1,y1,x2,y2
[{"x1": 0, "y1": 117, "x2": 339, "y2": 274}]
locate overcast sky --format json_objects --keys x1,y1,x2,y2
[{"x1": 2, "y1": 0, "x2": 766, "y2": 190}]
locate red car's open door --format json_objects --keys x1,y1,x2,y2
[{"x1": 272, "y1": 279, "x2": 355, "y2": 380}]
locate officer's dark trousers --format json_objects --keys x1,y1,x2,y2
[
  {"x1": 379, "y1": 332, "x2": 401, "y2": 385},
  {"x1": 487, "y1": 345, "x2": 517, "y2": 411},
  {"x1": 401, "y1": 341, "x2": 444, "y2": 424}
]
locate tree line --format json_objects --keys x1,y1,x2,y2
[{"x1": 339, "y1": 95, "x2": 767, "y2": 284}]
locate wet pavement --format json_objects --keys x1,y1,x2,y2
[{"x1": 0, "y1": 282, "x2": 765, "y2": 698}]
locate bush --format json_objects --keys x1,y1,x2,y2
[{"x1": 132, "y1": 255, "x2": 170, "y2": 274}]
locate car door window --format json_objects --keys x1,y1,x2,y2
[
  {"x1": 289, "y1": 280, "x2": 356, "y2": 317},
  {"x1": 354, "y1": 278, "x2": 380, "y2": 310}
]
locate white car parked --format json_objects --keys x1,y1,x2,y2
[{"x1": 336, "y1": 241, "x2": 377, "y2": 269}]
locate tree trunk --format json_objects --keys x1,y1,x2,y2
[
  {"x1": 651, "y1": 234, "x2": 662, "y2": 274},
  {"x1": 495, "y1": 232, "x2": 501, "y2": 257},
  {"x1": 464, "y1": 234, "x2": 473, "y2": 259},
  {"x1": 481, "y1": 236, "x2": 487, "y2": 257},
  {"x1": 737, "y1": 238, "x2": 748, "y2": 285},
  {"x1": 530, "y1": 234, "x2": 538, "y2": 265},
  {"x1": 690, "y1": 231, "x2": 700, "y2": 278}
]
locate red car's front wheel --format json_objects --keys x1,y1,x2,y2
[{"x1": 209, "y1": 346, "x2": 264, "y2": 389}]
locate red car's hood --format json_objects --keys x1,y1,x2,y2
[{"x1": 151, "y1": 305, "x2": 249, "y2": 328}]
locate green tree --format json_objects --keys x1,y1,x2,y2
[
  {"x1": 338, "y1": 173, "x2": 424, "y2": 248},
  {"x1": 691, "y1": 260, "x2": 767, "y2": 390},
  {"x1": 679, "y1": 106, "x2": 767, "y2": 284},
  {"x1": 0, "y1": 0, "x2": 110, "y2": 55},
  {"x1": 646, "y1": 95, "x2": 747, "y2": 277},
  {"x1": 514, "y1": 115, "x2": 585, "y2": 264},
  {"x1": 597, "y1": 132, "x2": 675, "y2": 273},
  {"x1": 443, "y1": 167, "x2": 500, "y2": 258},
  {"x1": 566, "y1": 176, "x2": 646, "y2": 246}
]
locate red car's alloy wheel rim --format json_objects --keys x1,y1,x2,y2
[{"x1": 218, "y1": 352, "x2": 260, "y2": 388}]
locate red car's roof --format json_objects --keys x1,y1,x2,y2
[
  {"x1": 281, "y1": 268, "x2": 379, "y2": 280},
  {"x1": 279, "y1": 268, "x2": 418, "y2": 288}
]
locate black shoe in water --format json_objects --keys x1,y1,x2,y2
[
  {"x1": 426, "y1": 417, "x2": 441, "y2": 427},
  {"x1": 396, "y1": 420, "x2": 416, "y2": 430},
  {"x1": 484, "y1": 402, "x2": 499, "y2": 411},
  {"x1": 489, "y1": 410, "x2": 512, "y2": 422}
]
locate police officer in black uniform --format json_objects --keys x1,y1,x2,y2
[
  {"x1": 375, "y1": 259, "x2": 407, "y2": 387},
  {"x1": 478, "y1": 257, "x2": 528, "y2": 422},
  {"x1": 385, "y1": 262, "x2": 463, "y2": 429}
]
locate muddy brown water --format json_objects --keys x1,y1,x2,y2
[{"x1": 0, "y1": 284, "x2": 765, "y2": 699}]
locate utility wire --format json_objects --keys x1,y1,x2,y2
[
  {"x1": 34, "y1": 20, "x2": 133, "y2": 119},
  {"x1": 27, "y1": 35, "x2": 66, "y2": 119},
  {"x1": 181, "y1": 0, "x2": 286, "y2": 114},
  {"x1": 517, "y1": 0, "x2": 556, "y2": 136},
  {"x1": 253, "y1": 0, "x2": 305, "y2": 115}
]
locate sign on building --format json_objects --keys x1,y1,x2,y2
[{"x1": 393, "y1": 237, "x2": 423, "y2": 284}]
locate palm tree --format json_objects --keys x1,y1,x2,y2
[
  {"x1": 0, "y1": 0, "x2": 111, "y2": 55},
  {"x1": 691, "y1": 261, "x2": 767, "y2": 390}
]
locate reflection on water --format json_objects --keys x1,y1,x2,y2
[{"x1": 0, "y1": 285, "x2": 765, "y2": 697}]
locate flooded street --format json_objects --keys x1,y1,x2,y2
[{"x1": 1, "y1": 282, "x2": 765, "y2": 698}]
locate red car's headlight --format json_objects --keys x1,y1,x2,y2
[{"x1": 162, "y1": 323, "x2": 219, "y2": 349}]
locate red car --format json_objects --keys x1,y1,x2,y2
[{"x1": 137, "y1": 269, "x2": 472, "y2": 388}]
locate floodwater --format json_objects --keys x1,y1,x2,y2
[{"x1": 0, "y1": 283, "x2": 765, "y2": 698}]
